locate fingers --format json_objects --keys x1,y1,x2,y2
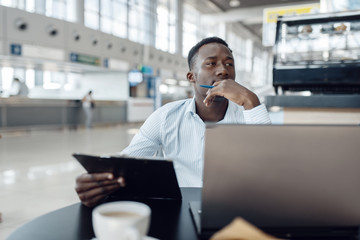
[
  {"x1": 82, "y1": 195, "x2": 106, "y2": 207},
  {"x1": 202, "y1": 81, "x2": 229, "y2": 107},
  {"x1": 75, "y1": 178, "x2": 119, "y2": 193},
  {"x1": 76, "y1": 172, "x2": 114, "y2": 183},
  {"x1": 75, "y1": 173, "x2": 126, "y2": 207},
  {"x1": 203, "y1": 93, "x2": 215, "y2": 107},
  {"x1": 118, "y1": 177, "x2": 126, "y2": 187},
  {"x1": 203, "y1": 79, "x2": 259, "y2": 109},
  {"x1": 77, "y1": 182, "x2": 121, "y2": 207},
  {"x1": 203, "y1": 86, "x2": 225, "y2": 107}
]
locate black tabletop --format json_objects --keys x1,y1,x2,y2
[{"x1": 7, "y1": 188, "x2": 201, "y2": 240}]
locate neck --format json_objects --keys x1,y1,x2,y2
[{"x1": 195, "y1": 98, "x2": 228, "y2": 122}]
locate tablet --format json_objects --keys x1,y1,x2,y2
[{"x1": 73, "y1": 153, "x2": 182, "y2": 200}]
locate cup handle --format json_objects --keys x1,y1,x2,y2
[{"x1": 125, "y1": 227, "x2": 141, "y2": 240}]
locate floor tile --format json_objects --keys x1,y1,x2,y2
[{"x1": 0, "y1": 124, "x2": 141, "y2": 240}]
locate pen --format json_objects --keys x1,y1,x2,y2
[{"x1": 200, "y1": 85, "x2": 214, "y2": 89}]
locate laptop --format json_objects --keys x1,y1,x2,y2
[{"x1": 190, "y1": 124, "x2": 360, "y2": 239}]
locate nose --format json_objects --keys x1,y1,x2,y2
[{"x1": 216, "y1": 63, "x2": 229, "y2": 77}]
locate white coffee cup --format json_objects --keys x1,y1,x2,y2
[{"x1": 92, "y1": 201, "x2": 151, "y2": 240}]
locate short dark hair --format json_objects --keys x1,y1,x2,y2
[{"x1": 187, "y1": 36, "x2": 231, "y2": 71}]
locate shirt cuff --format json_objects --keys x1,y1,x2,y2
[{"x1": 243, "y1": 103, "x2": 271, "y2": 124}]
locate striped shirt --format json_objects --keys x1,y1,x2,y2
[{"x1": 120, "y1": 97, "x2": 271, "y2": 187}]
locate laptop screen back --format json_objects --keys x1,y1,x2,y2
[{"x1": 202, "y1": 124, "x2": 360, "y2": 231}]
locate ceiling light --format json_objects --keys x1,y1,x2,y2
[{"x1": 229, "y1": 0, "x2": 240, "y2": 7}]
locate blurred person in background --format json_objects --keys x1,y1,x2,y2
[
  {"x1": 10, "y1": 78, "x2": 29, "y2": 97},
  {"x1": 82, "y1": 90, "x2": 95, "y2": 129}
]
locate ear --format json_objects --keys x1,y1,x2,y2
[{"x1": 187, "y1": 71, "x2": 196, "y2": 84}]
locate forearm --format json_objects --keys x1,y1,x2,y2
[{"x1": 243, "y1": 104, "x2": 271, "y2": 124}]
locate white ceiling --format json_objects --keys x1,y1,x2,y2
[{"x1": 196, "y1": 0, "x2": 320, "y2": 39}]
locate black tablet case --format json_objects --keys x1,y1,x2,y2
[{"x1": 73, "y1": 153, "x2": 182, "y2": 200}]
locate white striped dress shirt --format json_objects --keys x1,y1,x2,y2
[{"x1": 120, "y1": 97, "x2": 271, "y2": 187}]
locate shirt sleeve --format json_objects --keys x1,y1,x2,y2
[
  {"x1": 120, "y1": 108, "x2": 163, "y2": 157},
  {"x1": 243, "y1": 103, "x2": 271, "y2": 124}
]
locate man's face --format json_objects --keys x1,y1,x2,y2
[{"x1": 188, "y1": 43, "x2": 236, "y2": 99}]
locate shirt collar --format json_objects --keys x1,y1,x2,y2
[{"x1": 185, "y1": 97, "x2": 197, "y2": 115}]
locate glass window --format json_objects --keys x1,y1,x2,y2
[
  {"x1": 113, "y1": 0, "x2": 128, "y2": 38},
  {"x1": 86, "y1": 0, "x2": 99, "y2": 11},
  {"x1": 85, "y1": 11, "x2": 100, "y2": 29},
  {"x1": 26, "y1": 0, "x2": 35, "y2": 12},
  {"x1": 64, "y1": 72, "x2": 81, "y2": 91},
  {"x1": 43, "y1": 71, "x2": 64, "y2": 89},
  {"x1": 85, "y1": 0, "x2": 100, "y2": 29},
  {"x1": 101, "y1": 0, "x2": 111, "y2": 16},
  {"x1": 18, "y1": 0, "x2": 26, "y2": 9},
  {"x1": 26, "y1": 69, "x2": 35, "y2": 89},
  {"x1": 34, "y1": 70, "x2": 43, "y2": 87},
  {"x1": 169, "y1": 24, "x2": 176, "y2": 53},
  {"x1": 113, "y1": 21, "x2": 127, "y2": 38},
  {"x1": 182, "y1": 22, "x2": 197, "y2": 57},
  {"x1": 228, "y1": 32, "x2": 246, "y2": 72},
  {"x1": 113, "y1": 0, "x2": 127, "y2": 22},
  {"x1": 128, "y1": 0, "x2": 154, "y2": 45},
  {"x1": 0, "y1": 0, "x2": 74, "y2": 21},
  {"x1": 0, "y1": 0, "x2": 16, "y2": 7},
  {"x1": 245, "y1": 39, "x2": 253, "y2": 73},
  {"x1": 96, "y1": 0, "x2": 128, "y2": 38},
  {"x1": 35, "y1": 0, "x2": 46, "y2": 14},
  {"x1": 0, "y1": 67, "x2": 34, "y2": 96},
  {"x1": 228, "y1": 29, "x2": 270, "y2": 89},
  {"x1": 1, "y1": 67, "x2": 14, "y2": 92},
  {"x1": 201, "y1": 21, "x2": 225, "y2": 39},
  {"x1": 156, "y1": 0, "x2": 176, "y2": 53},
  {"x1": 101, "y1": 0, "x2": 113, "y2": 34},
  {"x1": 156, "y1": 4, "x2": 169, "y2": 51},
  {"x1": 182, "y1": 3, "x2": 199, "y2": 57},
  {"x1": 46, "y1": 0, "x2": 66, "y2": 19},
  {"x1": 101, "y1": 17, "x2": 112, "y2": 34},
  {"x1": 0, "y1": 67, "x2": 83, "y2": 97}
]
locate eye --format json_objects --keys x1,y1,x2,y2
[
  {"x1": 225, "y1": 62, "x2": 234, "y2": 67},
  {"x1": 206, "y1": 62, "x2": 216, "y2": 66}
]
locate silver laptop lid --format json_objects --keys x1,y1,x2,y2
[{"x1": 202, "y1": 124, "x2": 360, "y2": 230}]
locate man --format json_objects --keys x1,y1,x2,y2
[
  {"x1": 82, "y1": 90, "x2": 95, "y2": 129},
  {"x1": 75, "y1": 37, "x2": 271, "y2": 207}
]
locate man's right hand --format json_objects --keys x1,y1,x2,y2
[
  {"x1": 75, "y1": 173, "x2": 125, "y2": 207},
  {"x1": 203, "y1": 79, "x2": 260, "y2": 110}
]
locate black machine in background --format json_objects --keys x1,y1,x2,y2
[{"x1": 273, "y1": 11, "x2": 360, "y2": 94}]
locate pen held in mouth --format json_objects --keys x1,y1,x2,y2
[{"x1": 200, "y1": 85, "x2": 214, "y2": 89}]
